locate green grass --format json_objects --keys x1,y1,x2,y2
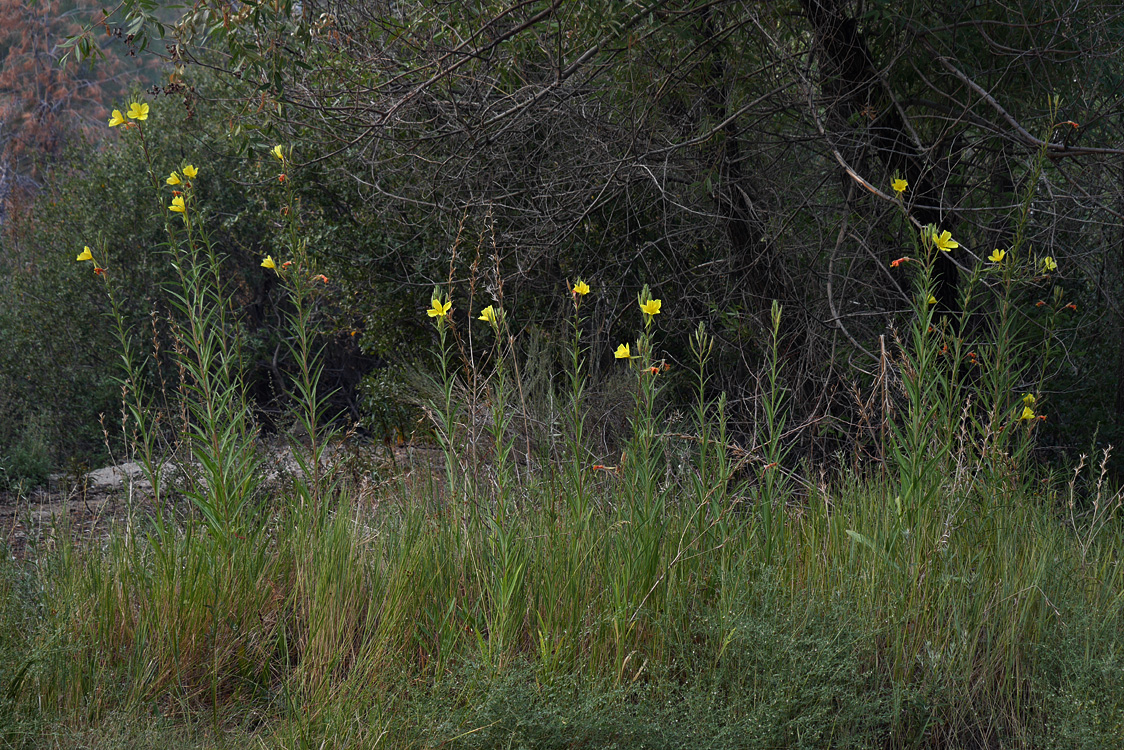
[
  {"x1": 1, "y1": 461, "x2": 1121, "y2": 749},
  {"x1": 4, "y1": 108, "x2": 1120, "y2": 749}
]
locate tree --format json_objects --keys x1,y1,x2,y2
[
  {"x1": 69, "y1": 0, "x2": 1124, "y2": 460},
  {"x1": 0, "y1": 0, "x2": 125, "y2": 227}
]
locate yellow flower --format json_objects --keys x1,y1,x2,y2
[
  {"x1": 1018, "y1": 405, "x2": 1036, "y2": 421},
  {"x1": 182, "y1": 165, "x2": 198, "y2": 179},
  {"x1": 614, "y1": 343, "x2": 632, "y2": 359},
  {"x1": 640, "y1": 298, "x2": 662, "y2": 316},
  {"x1": 166, "y1": 171, "x2": 181, "y2": 186},
  {"x1": 271, "y1": 145, "x2": 285, "y2": 162},
  {"x1": 126, "y1": 102, "x2": 149, "y2": 121},
  {"x1": 1042, "y1": 256, "x2": 1057, "y2": 272},
  {"x1": 931, "y1": 230, "x2": 959, "y2": 253},
  {"x1": 892, "y1": 178, "x2": 908, "y2": 195},
  {"x1": 169, "y1": 196, "x2": 186, "y2": 213},
  {"x1": 427, "y1": 297, "x2": 452, "y2": 318},
  {"x1": 572, "y1": 279, "x2": 590, "y2": 296},
  {"x1": 108, "y1": 109, "x2": 125, "y2": 128},
  {"x1": 1022, "y1": 393, "x2": 1036, "y2": 407},
  {"x1": 988, "y1": 248, "x2": 1006, "y2": 263},
  {"x1": 478, "y1": 305, "x2": 497, "y2": 325},
  {"x1": 261, "y1": 255, "x2": 277, "y2": 270},
  {"x1": 76, "y1": 246, "x2": 93, "y2": 262},
  {"x1": 927, "y1": 294, "x2": 937, "y2": 305}
]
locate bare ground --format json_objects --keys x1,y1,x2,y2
[{"x1": 0, "y1": 441, "x2": 443, "y2": 559}]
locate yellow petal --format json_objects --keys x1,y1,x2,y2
[
  {"x1": 76, "y1": 247, "x2": 93, "y2": 262},
  {"x1": 477, "y1": 305, "x2": 496, "y2": 324},
  {"x1": 988, "y1": 249, "x2": 1006, "y2": 263},
  {"x1": 271, "y1": 145, "x2": 285, "y2": 162},
  {"x1": 427, "y1": 298, "x2": 451, "y2": 318},
  {"x1": 166, "y1": 172, "x2": 182, "y2": 186},
  {"x1": 614, "y1": 343, "x2": 631, "y2": 359},
  {"x1": 261, "y1": 255, "x2": 277, "y2": 269},
  {"x1": 640, "y1": 299, "x2": 662, "y2": 316},
  {"x1": 932, "y1": 230, "x2": 959, "y2": 252},
  {"x1": 572, "y1": 280, "x2": 590, "y2": 296},
  {"x1": 892, "y1": 178, "x2": 908, "y2": 194},
  {"x1": 169, "y1": 196, "x2": 186, "y2": 212},
  {"x1": 183, "y1": 165, "x2": 198, "y2": 179},
  {"x1": 108, "y1": 109, "x2": 125, "y2": 127},
  {"x1": 127, "y1": 102, "x2": 149, "y2": 121}
]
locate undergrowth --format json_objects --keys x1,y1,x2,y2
[{"x1": 0, "y1": 104, "x2": 1121, "y2": 750}]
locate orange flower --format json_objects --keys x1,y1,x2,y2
[
  {"x1": 279, "y1": 174, "x2": 287, "y2": 183},
  {"x1": 93, "y1": 266, "x2": 106, "y2": 276},
  {"x1": 314, "y1": 274, "x2": 328, "y2": 283},
  {"x1": 1065, "y1": 303, "x2": 1077, "y2": 311},
  {"x1": 281, "y1": 261, "x2": 293, "y2": 269},
  {"x1": 890, "y1": 257, "x2": 908, "y2": 268},
  {"x1": 1035, "y1": 301, "x2": 1046, "y2": 307}
]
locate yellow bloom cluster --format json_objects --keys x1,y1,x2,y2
[{"x1": 108, "y1": 102, "x2": 149, "y2": 127}]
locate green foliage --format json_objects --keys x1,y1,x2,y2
[
  {"x1": 4, "y1": 30, "x2": 1124, "y2": 747},
  {"x1": 0, "y1": 412, "x2": 52, "y2": 489}
]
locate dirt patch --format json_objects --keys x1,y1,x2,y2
[{"x1": 0, "y1": 441, "x2": 444, "y2": 559}]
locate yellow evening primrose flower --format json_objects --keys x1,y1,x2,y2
[
  {"x1": 107, "y1": 109, "x2": 125, "y2": 128},
  {"x1": 478, "y1": 305, "x2": 497, "y2": 325},
  {"x1": 76, "y1": 247, "x2": 93, "y2": 262},
  {"x1": 572, "y1": 279, "x2": 590, "y2": 296},
  {"x1": 182, "y1": 165, "x2": 198, "y2": 179},
  {"x1": 614, "y1": 343, "x2": 632, "y2": 359},
  {"x1": 427, "y1": 297, "x2": 452, "y2": 319},
  {"x1": 1018, "y1": 405, "x2": 1036, "y2": 421},
  {"x1": 927, "y1": 294, "x2": 938, "y2": 305},
  {"x1": 169, "y1": 196, "x2": 186, "y2": 213},
  {"x1": 1022, "y1": 393, "x2": 1036, "y2": 407},
  {"x1": 166, "y1": 171, "x2": 181, "y2": 186},
  {"x1": 931, "y1": 230, "x2": 959, "y2": 252},
  {"x1": 271, "y1": 145, "x2": 285, "y2": 162},
  {"x1": 1042, "y1": 256, "x2": 1057, "y2": 272},
  {"x1": 988, "y1": 248, "x2": 1006, "y2": 263},
  {"x1": 892, "y1": 178, "x2": 908, "y2": 195},
  {"x1": 126, "y1": 102, "x2": 149, "y2": 121},
  {"x1": 261, "y1": 255, "x2": 277, "y2": 270},
  {"x1": 640, "y1": 298, "x2": 662, "y2": 316}
]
